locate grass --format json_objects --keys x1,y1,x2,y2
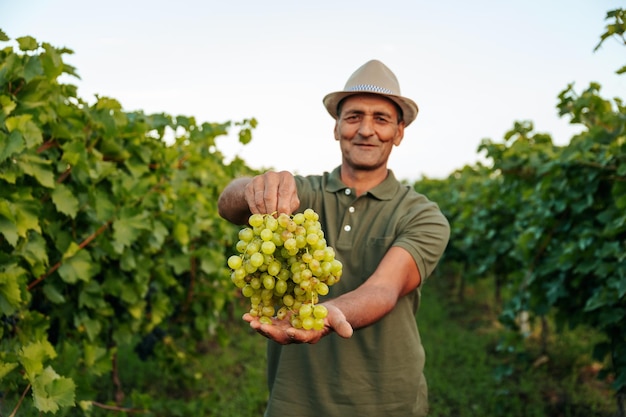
[
  {"x1": 112, "y1": 320, "x2": 269, "y2": 417},
  {"x1": 420, "y1": 270, "x2": 616, "y2": 417}
]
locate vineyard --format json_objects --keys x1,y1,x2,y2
[{"x1": 0, "y1": 8, "x2": 625, "y2": 417}]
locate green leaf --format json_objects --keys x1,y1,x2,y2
[
  {"x1": 16, "y1": 36, "x2": 38, "y2": 51},
  {"x1": 5, "y1": 114, "x2": 43, "y2": 148},
  {"x1": 78, "y1": 281, "x2": 106, "y2": 309},
  {"x1": 0, "y1": 159, "x2": 19, "y2": 183},
  {"x1": 40, "y1": 43, "x2": 65, "y2": 79},
  {"x1": 583, "y1": 287, "x2": 613, "y2": 312},
  {"x1": 62, "y1": 241, "x2": 81, "y2": 260},
  {"x1": 0, "y1": 94, "x2": 17, "y2": 116},
  {"x1": 31, "y1": 366, "x2": 76, "y2": 413},
  {"x1": 74, "y1": 312, "x2": 102, "y2": 342},
  {"x1": 0, "y1": 130, "x2": 25, "y2": 162},
  {"x1": 51, "y1": 184, "x2": 79, "y2": 218},
  {"x1": 17, "y1": 154, "x2": 54, "y2": 188},
  {"x1": 0, "y1": 361, "x2": 19, "y2": 379},
  {"x1": 19, "y1": 339, "x2": 57, "y2": 378},
  {"x1": 0, "y1": 199, "x2": 19, "y2": 247},
  {"x1": 0, "y1": 263, "x2": 26, "y2": 314},
  {"x1": 173, "y1": 222, "x2": 189, "y2": 247},
  {"x1": 127, "y1": 300, "x2": 146, "y2": 320},
  {"x1": 61, "y1": 140, "x2": 86, "y2": 166},
  {"x1": 614, "y1": 182, "x2": 626, "y2": 209},
  {"x1": 148, "y1": 220, "x2": 169, "y2": 250},
  {"x1": 24, "y1": 55, "x2": 44, "y2": 81},
  {"x1": 43, "y1": 283, "x2": 66, "y2": 304},
  {"x1": 168, "y1": 253, "x2": 191, "y2": 274},
  {"x1": 17, "y1": 232, "x2": 49, "y2": 276},
  {"x1": 92, "y1": 188, "x2": 116, "y2": 222},
  {"x1": 112, "y1": 210, "x2": 151, "y2": 249},
  {"x1": 83, "y1": 342, "x2": 111, "y2": 376},
  {"x1": 13, "y1": 196, "x2": 42, "y2": 237},
  {"x1": 58, "y1": 249, "x2": 96, "y2": 283}
]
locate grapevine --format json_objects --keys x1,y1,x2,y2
[{"x1": 227, "y1": 209, "x2": 342, "y2": 330}]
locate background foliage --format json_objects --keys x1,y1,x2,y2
[
  {"x1": 0, "y1": 7, "x2": 624, "y2": 416},
  {"x1": 0, "y1": 29, "x2": 257, "y2": 415},
  {"x1": 415, "y1": 8, "x2": 625, "y2": 416}
]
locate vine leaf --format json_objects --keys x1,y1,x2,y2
[
  {"x1": 51, "y1": 184, "x2": 79, "y2": 218},
  {"x1": 32, "y1": 367, "x2": 76, "y2": 413}
]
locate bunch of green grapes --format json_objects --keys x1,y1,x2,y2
[{"x1": 227, "y1": 208, "x2": 342, "y2": 330}]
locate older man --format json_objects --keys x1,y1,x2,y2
[{"x1": 218, "y1": 59, "x2": 450, "y2": 417}]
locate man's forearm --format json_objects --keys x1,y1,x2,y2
[
  {"x1": 218, "y1": 177, "x2": 253, "y2": 225},
  {"x1": 325, "y1": 283, "x2": 397, "y2": 330}
]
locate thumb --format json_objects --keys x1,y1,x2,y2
[{"x1": 329, "y1": 309, "x2": 353, "y2": 338}]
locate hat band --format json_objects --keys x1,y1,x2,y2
[{"x1": 347, "y1": 84, "x2": 395, "y2": 95}]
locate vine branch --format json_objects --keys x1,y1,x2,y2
[
  {"x1": 8, "y1": 383, "x2": 31, "y2": 417},
  {"x1": 27, "y1": 221, "x2": 112, "y2": 291}
]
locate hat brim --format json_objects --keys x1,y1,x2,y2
[{"x1": 323, "y1": 91, "x2": 419, "y2": 127}]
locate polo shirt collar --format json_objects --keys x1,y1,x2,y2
[{"x1": 326, "y1": 166, "x2": 400, "y2": 201}]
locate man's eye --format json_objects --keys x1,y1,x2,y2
[{"x1": 345, "y1": 115, "x2": 361, "y2": 122}]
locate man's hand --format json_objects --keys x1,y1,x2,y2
[
  {"x1": 244, "y1": 171, "x2": 300, "y2": 216},
  {"x1": 243, "y1": 304, "x2": 353, "y2": 345}
]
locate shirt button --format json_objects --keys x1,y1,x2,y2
[
  {"x1": 348, "y1": 206, "x2": 355, "y2": 213},
  {"x1": 344, "y1": 225, "x2": 351, "y2": 232},
  {"x1": 344, "y1": 189, "x2": 351, "y2": 195}
]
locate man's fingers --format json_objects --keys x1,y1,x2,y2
[
  {"x1": 277, "y1": 171, "x2": 299, "y2": 215},
  {"x1": 329, "y1": 315, "x2": 353, "y2": 338},
  {"x1": 334, "y1": 319, "x2": 353, "y2": 338},
  {"x1": 326, "y1": 305, "x2": 353, "y2": 338},
  {"x1": 244, "y1": 171, "x2": 297, "y2": 216}
]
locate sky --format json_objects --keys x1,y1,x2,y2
[{"x1": 2, "y1": 0, "x2": 625, "y2": 181}]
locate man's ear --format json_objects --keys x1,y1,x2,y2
[
  {"x1": 393, "y1": 122, "x2": 405, "y2": 146},
  {"x1": 334, "y1": 121, "x2": 340, "y2": 141}
]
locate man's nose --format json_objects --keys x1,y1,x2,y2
[{"x1": 357, "y1": 115, "x2": 375, "y2": 137}]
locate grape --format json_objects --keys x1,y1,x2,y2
[
  {"x1": 299, "y1": 303, "x2": 313, "y2": 318},
  {"x1": 249, "y1": 252, "x2": 264, "y2": 268},
  {"x1": 262, "y1": 275, "x2": 275, "y2": 290},
  {"x1": 226, "y1": 210, "x2": 342, "y2": 327},
  {"x1": 227, "y1": 255, "x2": 243, "y2": 270},
  {"x1": 313, "y1": 318, "x2": 325, "y2": 331},
  {"x1": 261, "y1": 241, "x2": 276, "y2": 255},
  {"x1": 249, "y1": 214, "x2": 264, "y2": 228},
  {"x1": 315, "y1": 282, "x2": 329, "y2": 296},
  {"x1": 242, "y1": 285, "x2": 254, "y2": 298},
  {"x1": 274, "y1": 279, "x2": 287, "y2": 295},
  {"x1": 276, "y1": 306, "x2": 289, "y2": 320},
  {"x1": 267, "y1": 260, "x2": 281, "y2": 276},
  {"x1": 301, "y1": 316, "x2": 315, "y2": 330},
  {"x1": 313, "y1": 304, "x2": 328, "y2": 319},
  {"x1": 304, "y1": 208, "x2": 319, "y2": 221},
  {"x1": 260, "y1": 228, "x2": 274, "y2": 241}
]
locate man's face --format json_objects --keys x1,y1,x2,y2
[{"x1": 334, "y1": 94, "x2": 405, "y2": 172}]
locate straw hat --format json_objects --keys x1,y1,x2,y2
[{"x1": 323, "y1": 59, "x2": 419, "y2": 126}]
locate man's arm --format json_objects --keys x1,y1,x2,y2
[
  {"x1": 217, "y1": 171, "x2": 300, "y2": 225},
  {"x1": 218, "y1": 177, "x2": 254, "y2": 225},
  {"x1": 326, "y1": 245, "x2": 420, "y2": 329},
  {"x1": 244, "y1": 245, "x2": 420, "y2": 344}
]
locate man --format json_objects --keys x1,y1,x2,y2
[{"x1": 217, "y1": 59, "x2": 450, "y2": 417}]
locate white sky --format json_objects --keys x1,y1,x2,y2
[{"x1": 2, "y1": 0, "x2": 625, "y2": 181}]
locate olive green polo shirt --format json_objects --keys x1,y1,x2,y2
[{"x1": 264, "y1": 167, "x2": 450, "y2": 417}]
